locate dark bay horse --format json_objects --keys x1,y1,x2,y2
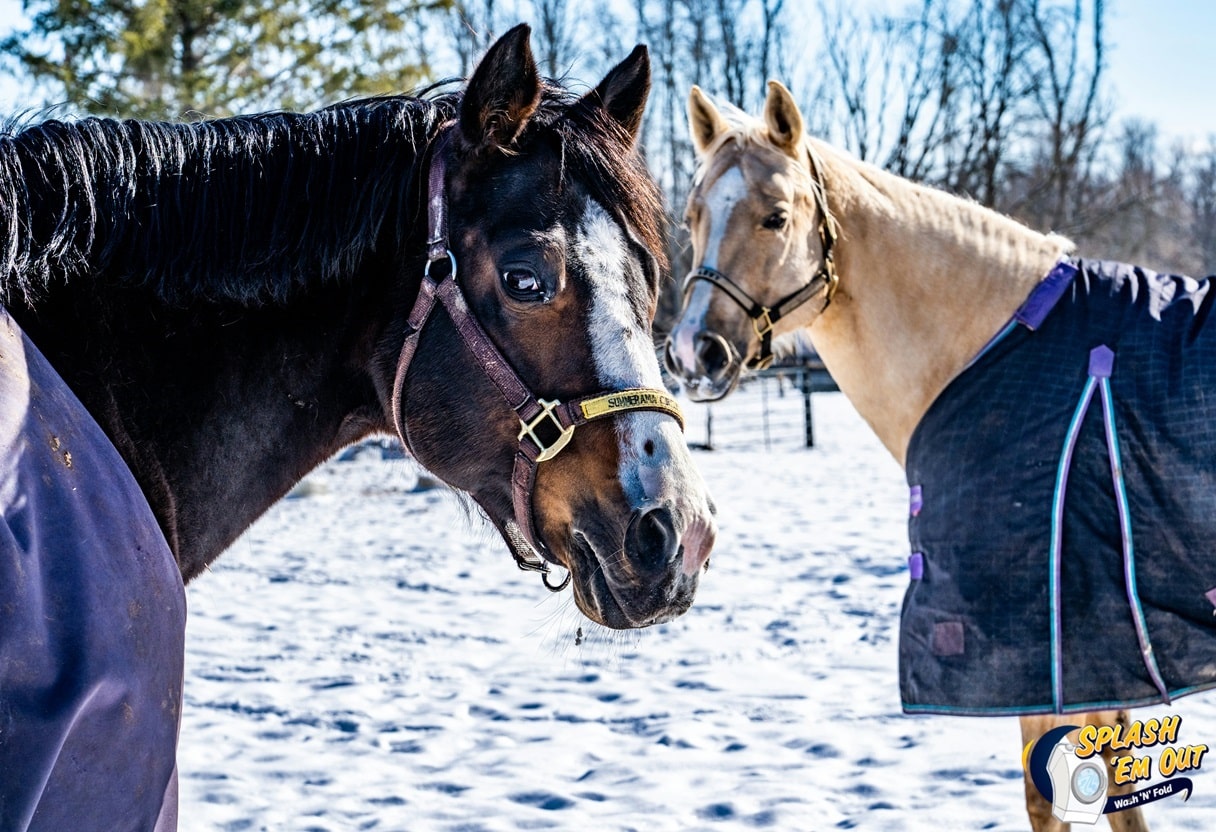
[
  {"x1": 662, "y1": 82, "x2": 1183, "y2": 831},
  {"x1": 0, "y1": 25, "x2": 715, "y2": 830}
]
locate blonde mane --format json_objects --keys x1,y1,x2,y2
[{"x1": 689, "y1": 100, "x2": 1070, "y2": 272}]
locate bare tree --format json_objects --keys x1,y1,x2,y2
[
  {"x1": 1190, "y1": 143, "x2": 1216, "y2": 275},
  {"x1": 533, "y1": 0, "x2": 576, "y2": 78},
  {"x1": 447, "y1": 0, "x2": 501, "y2": 76},
  {"x1": 1020, "y1": 0, "x2": 1107, "y2": 231}
]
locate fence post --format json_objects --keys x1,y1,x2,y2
[
  {"x1": 761, "y1": 375, "x2": 771, "y2": 452},
  {"x1": 705, "y1": 406, "x2": 714, "y2": 451},
  {"x1": 802, "y1": 368, "x2": 815, "y2": 448}
]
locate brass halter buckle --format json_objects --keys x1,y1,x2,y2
[
  {"x1": 519, "y1": 399, "x2": 576, "y2": 462},
  {"x1": 752, "y1": 307, "x2": 775, "y2": 339}
]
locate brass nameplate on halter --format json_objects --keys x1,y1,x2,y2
[{"x1": 580, "y1": 388, "x2": 685, "y2": 430}]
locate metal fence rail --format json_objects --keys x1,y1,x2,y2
[{"x1": 681, "y1": 362, "x2": 837, "y2": 451}]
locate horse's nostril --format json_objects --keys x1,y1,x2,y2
[
  {"x1": 663, "y1": 336, "x2": 684, "y2": 377},
  {"x1": 626, "y1": 505, "x2": 678, "y2": 574},
  {"x1": 696, "y1": 332, "x2": 732, "y2": 379}
]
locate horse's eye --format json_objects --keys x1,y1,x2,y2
[
  {"x1": 763, "y1": 212, "x2": 788, "y2": 231},
  {"x1": 502, "y1": 268, "x2": 546, "y2": 301}
]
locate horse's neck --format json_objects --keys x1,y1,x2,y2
[
  {"x1": 3, "y1": 108, "x2": 439, "y2": 578},
  {"x1": 15, "y1": 278, "x2": 397, "y2": 580},
  {"x1": 806, "y1": 142, "x2": 1070, "y2": 466}
]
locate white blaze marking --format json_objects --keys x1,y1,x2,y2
[
  {"x1": 670, "y1": 281, "x2": 714, "y2": 375},
  {"x1": 702, "y1": 165, "x2": 746, "y2": 271},
  {"x1": 669, "y1": 165, "x2": 746, "y2": 373},
  {"x1": 575, "y1": 202, "x2": 664, "y2": 391},
  {"x1": 575, "y1": 201, "x2": 681, "y2": 507}
]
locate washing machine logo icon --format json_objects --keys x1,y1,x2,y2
[
  {"x1": 1024, "y1": 719, "x2": 1202, "y2": 826},
  {"x1": 1045, "y1": 737, "x2": 1108, "y2": 824},
  {"x1": 1072, "y1": 762, "x2": 1105, "y2": 802}
]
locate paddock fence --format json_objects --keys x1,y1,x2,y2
[{"x1": 680, "y1": 361, "x2": 838, "y2": 452}]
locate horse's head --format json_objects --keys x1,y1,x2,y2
[
  {"x1": 395, "y1": 25, "x2": 715, "y2": 629},
  {"x1": 665, "y1": 81, "x2": 837, "y2": 401}
]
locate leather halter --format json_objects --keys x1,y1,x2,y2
[
  {"x1": 682, "y1": 143, "x2": 839, "y2": 370},
  {"x1": 390, "y1": 128, "x2": 685, "y2": 591}
]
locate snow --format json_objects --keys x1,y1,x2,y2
[{"x1": 178, "y1": 390, "x2": 1216, "y2": 831}]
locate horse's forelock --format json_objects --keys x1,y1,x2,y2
[{"x1": 535, "y1": 87, "x2": 668, "y2": 280}]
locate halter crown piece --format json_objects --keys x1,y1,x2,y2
[
  {"x1": 390, "y1": 127, "x2": 686, "y2": 592},
  {"x1": 683, "y1": 141, "x2": 839, "y2": 370}
]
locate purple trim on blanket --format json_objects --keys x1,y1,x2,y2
[
  {"x1": 1206, "y1": 588, "x2": 1216, "y2": 610},
  {"x1": 1088, "y1": 345, "x2": 1115, "y2": 379},
  {"x1": 909, "y1": 552, "x2": 924, "y2": 580},
  {"x1": 1015, "y1": 260, "x2": 1078, "y2": 330},
  {"x1": 909, "y1": 485, "x2": 923, "y2": 516},
  {"x1": 1099, "y1": 375, "x2": 1170, "y2": 704}
]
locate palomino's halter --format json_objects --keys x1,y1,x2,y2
[
  {"x1": 391, "y1": 129, "x2": 685, "y2": 591},
  {"x1": 682, "y1": 144, "x2": 839, "y2": 370}
]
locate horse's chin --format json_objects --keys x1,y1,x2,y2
[
  {"x1": 681, "y1": 369, "x2": 743, "y2": 404},
  {"x1": 565, "y1": 530, "x2": 697, "y2": 630}
]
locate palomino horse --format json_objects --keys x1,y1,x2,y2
[
  {"x1": 0, "y1": 26, "x2": 716, "y2": 830},
  {"x1": 660, "y1": 82, "x2": 1194, "y2": 831}
]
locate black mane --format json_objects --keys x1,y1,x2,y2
[
  {"x1": 0, "y1": 84, "x2": 665, "y2": 307},
  {"x1": 0, "y1": 94, "x2": 451, "y2": 306}
]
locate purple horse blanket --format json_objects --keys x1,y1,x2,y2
[{"x1": 0, "y1": 306, "x2": 184, "y2": 830}]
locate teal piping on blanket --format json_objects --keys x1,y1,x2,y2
[
  {"x1": 1051, "y1": 374, "x2": 1099, "y2": 712},
  {"x1": 902, "y1": 678, "x2": 1216, "y2": 716},
  {"x1": 1094, "y1": 352, "x2": 1171, "y2": 704},
  {"x1": 964, "y1": 260, "x2": 1078, "y2": 370},
  {"x1": 963, "y1": 320, "x2": 1018, "y2": 371}
]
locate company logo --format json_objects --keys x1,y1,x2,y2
[{"x1": 1023, "y1": 716, "x2": 1208, "y2": 825}]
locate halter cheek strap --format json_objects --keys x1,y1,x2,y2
[
  {"x1": 683, "y1": 143, "x2": 839, "y2": 370},
  {"x1": 390, "y1": 128, "x2": 685, "y2": 591}
]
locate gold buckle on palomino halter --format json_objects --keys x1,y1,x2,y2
[
  {"x1": 519, "y1": 399, "x2": 576, "y2": 463},
  {"x1": 753, "y1": 307, "x2": 775, "y2": 339}
]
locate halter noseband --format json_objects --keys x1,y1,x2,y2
[
  {"x1": 682, "y1": 143, "x2": 839, "y2": 370},
  {"x1": 390, "y1": 128, "x2": 685, "y2": 592}
]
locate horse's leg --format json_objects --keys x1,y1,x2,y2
[
  {"x1": 1020, "y1": 714, "x2": 1069, "y2": 832},
  {"x1": 1019, "y1": 712, "x2": 1150, "y2": 832},
  {"x1": 1100, "y1": 711, "x2": 1148, "y2": 832}
]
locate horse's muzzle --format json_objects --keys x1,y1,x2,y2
[
  {"x1": 663, "y1": 330, "x2": 742, "y2": 402},
  {"x1": 572, "y1": 501, "x2": 715, "y2": 629}
]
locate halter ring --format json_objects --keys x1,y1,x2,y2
[{"x1": 424, "y1": 249, "x2": 457, "y2": 281}]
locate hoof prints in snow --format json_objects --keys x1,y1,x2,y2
[{"x1": 179, "y1": 394, "x2": 1216, "y2": 830}]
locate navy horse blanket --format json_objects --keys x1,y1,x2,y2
[
  {"x1": 902, "y1": 259, "x2": 1216, "y2": 715},
  {"x1": 0, "y1": 306, "x2": 185, "y2": 830}
]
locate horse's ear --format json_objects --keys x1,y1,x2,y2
[
  {"x1": 461, "y1": 23, "x2": 542, "y2": 152},
  {"x1": 580, "y1": 44, "x2": 650, "y2": 145},
  {"x1": 688, "y1": 86, "x2": 728, "y2": 156},
  {"x1": 763, "y1": 80, "x2": 804, "y2": 158}
]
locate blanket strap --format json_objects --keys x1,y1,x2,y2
[{"x1": 1048, "y1": 344, "x2": 1170, "y2": 712}]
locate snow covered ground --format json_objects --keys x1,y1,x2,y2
[{"x1": 178, "y1": 390, "x2": 1216, "y2": 831}]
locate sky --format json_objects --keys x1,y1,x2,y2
[
  {"x1": 0, "y1": 0, "x2": 1211, "y2": 143},
  {"x1": 1102, "y1": 0, "x2": 1215, "y2": 143}
]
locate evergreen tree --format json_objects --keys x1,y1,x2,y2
[{"x1": 2, "y1": 0, "x2": 450, "y2": 119}]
